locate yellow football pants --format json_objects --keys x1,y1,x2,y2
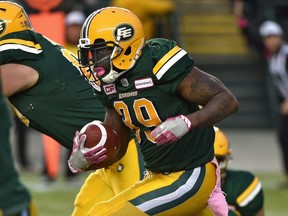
[
  {"x1": 72, "y1": 139, "x2": 144, "y2": 215},
  {"x1": 88, "y1": 162, "x2": 216, "y2": 216}
]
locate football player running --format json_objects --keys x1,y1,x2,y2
[
  {"x1": 0, "y1": 1, "x2": 145, "y2": 215},
  {"x1": 214, "y1": 127, "x2": 265, "y2": 216},
  {"x1": 74, "y1": 6, "x2": 239, "y2": 215}
]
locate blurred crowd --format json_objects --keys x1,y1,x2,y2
[
  {"x1": 232, "y1": 0, "x2": 288, "y2": 54},
  {"x1": 232, "y1": 0, "x2": 288, "y2": 188}
]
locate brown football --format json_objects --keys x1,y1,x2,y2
[{"x1": 79, "y1": 121, "x2": 121, "y2": 170}]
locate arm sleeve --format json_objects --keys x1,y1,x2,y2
[
  {"x1": 236, "y1": 173, "x2": 264, "y2": 216},
  {"x1": 149, "y1": 38, "x2": 194, "y2": 93}
]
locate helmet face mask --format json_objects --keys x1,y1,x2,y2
[
  {"x1": 216, "y1": 155, "x2": 231, "y2": 179},
  {"x1": 78, "y1": 39, "x2": 119, "y2": 66},
  {"x1": 78, "y1": 39, "x2": 124, "y2": 81},
  {"x1": 213, "y1": 127, "x2": 232, "y2": 179},
  {"x1": 78, "y1": 7, "x2": 145, "y2": 86}
]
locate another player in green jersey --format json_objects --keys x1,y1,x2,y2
[
  {"x1": 0, "y1": 10, "x2": 105, "y2": 148},
  {"x1": 0, "y1": 73, "x2": 38, "y2": 216},
  {"x1": 0, "y1": 1, "x2": 145, "y2": 215},
  {"x1": 214, "y1": 127, "x2": 265, "y2": 216},
  {"x1": 74, "y1": 7, "x2": 239, "y2": 215}
]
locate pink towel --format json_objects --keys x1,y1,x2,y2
[{"x1": 208, "y1": 158, "x2": 228, "y2": 216}]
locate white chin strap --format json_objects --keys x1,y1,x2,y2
[
  {"x1": 101, "y1": 38, "x2": 145, "y2": 84},
  {"x1": 101, "y1": 69, "x2": 127, "y2": 83}
]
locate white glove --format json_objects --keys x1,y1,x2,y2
[
  {"x1": 67, "y1": 131, "x2": 107, "y2": 174},
  {"x1": 151, "y1": 115, "x2": 192, "y2": 145}
]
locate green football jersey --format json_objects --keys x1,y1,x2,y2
[
  {"x1": 0, "y1": 80, "x2": 31, "y2": 215},
  {"x1": 100, "y1": 38, "x2": 215, "y2": 172},
  {"x1": 222, "y1": 169, "x2": 264, "y2": 216},
  {"x1": 0, "y1": 30, "x2": 105, "y2": 149}
]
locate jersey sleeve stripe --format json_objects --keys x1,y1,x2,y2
[
  {"x1": 153, "y1": 46, "x2": 187, "y2": 80},
  {"x1": 0, "y1": 39, "x2": 42, "y2": 54},
  {"x1": 153, "y1": 46, "x2": 181, "y2": 74},
  {"x1": 236, "y1": 177, "x2": 262, "y2": 207},
  {"x1": 13, "y1": 106, "x2": 30, "y2": 127}
]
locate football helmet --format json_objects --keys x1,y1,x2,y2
[
  {"x1": 0, "y1": 1, "x2": 32, "y2": 38},
  {"x1": 214, "y1": 127, "x2": 231, "y2": 178},
  {"x1": 78, "y1": 7, "x2": 145, "y2": 84}
]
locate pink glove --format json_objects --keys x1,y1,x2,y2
[
  {"x1": 67, "y1": 131, "x2": 107, "y2": 174},
  {"x1": 151, "y1": 115, "x2": 192, "y2": 145}
]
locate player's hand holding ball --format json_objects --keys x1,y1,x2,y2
[
  {"x1": 68, "y1": 129, "x2": 108, "y2": 174},
  {"x1": 151, "y1": 115, "x2": 192, "y2": 145},
  {"x1": 68, "y1": 120, "x2": 120, "y2": 174}
]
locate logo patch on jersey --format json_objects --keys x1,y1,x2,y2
[
  {"x1": 103, "y1": 84, "x2": 117, "y2": 95},
  {"x1": 135, "y1": 78, "x2": 154, "y2": 89},
  {"x1": 0, "y1": 19, "x2": 7, "y2": 36},
  {"x1": 119, "y1": 91, "x2": 138, "y2": 99},
  {"x1": 120, "y1": 78, "x2": 129, "y2": 87},
  {"x1": 114, "y1": 24, "x2": 134, "y2": 41}
]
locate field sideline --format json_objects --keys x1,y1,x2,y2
[{"x1": 19, "y1": 171, "x2": 288, "y2": 216}]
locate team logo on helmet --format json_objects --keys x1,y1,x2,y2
[
  {"x1": 0, "y1": 19, "x2": 7, "y2": 36},
  {"x1": 113, "y1": 24, "x2": 134, "y2": 41}
]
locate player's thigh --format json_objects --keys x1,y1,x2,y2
[
  {"x1": 88, "y1": 162, "x2": 216, "y2": 216},
  {"x1": 72, "y1": 169, "x2": 114, "y2": 216},
  {"x1": 156, "y1": 162, "x2": 216, "y2": 216},
  {"x1": 73, "y1": 139, "x2": 143, "y2": 215},
  {"x1": 106, "y1": 138, "x2": 145, "y2": 194}
]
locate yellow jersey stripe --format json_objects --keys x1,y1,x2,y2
[
  {"x1": 153, "y1": 46, "x2": 181, "y2": 74},
  {"x1": 13, "y1": 106, "x2": 30, "y2": 127},
  {"x1": 237, "y1": 177, "x2": 262, "y2": 207},
  {"x1": 0, "y1": 38, "x2": 41, "y2": 49},
  {"x1": 153, "y1": 46, "x2": 187, "y2": 80},
  {"x1": 154, "y1": 49, "x2": 187, "y2": 80},
  {"x1": 0, "y1": 38, "x2": 42, "y2": 54}
]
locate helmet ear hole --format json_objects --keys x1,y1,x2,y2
[
  {"x1": 94, "y1": 38, "x2": 106, "y2": 47},
  {"x1": 124, "y1": 46, "x2": 131, "y2": 55}
]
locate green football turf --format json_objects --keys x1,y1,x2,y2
[
  {"x1": 20, "y1": 171, "x2": 89, "y2": 216},
  {"x1": 19, "y1": 171, "x2": 288, "y2": 216},
  {"x1": 257, "y1": 173, "x2": 288, "y2": 216}
]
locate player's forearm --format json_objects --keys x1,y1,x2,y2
[
  {"x1": 104, "y1": 107, "x2": 130, "y2": 160},
  {"x1": 187, "y1": 91, "x2": 239, "y2": 128},
  {"x1": 176, "y1": 67, "x2": 239, "y2": 127}
]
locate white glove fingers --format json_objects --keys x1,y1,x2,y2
[
  {"x1": 82, "y1": 144, "x2": 105, "y2": 156},
  {"x1": 151, "y1": 124, "x2": 166, "y2": 139},
  {"x1": 151, "y1": 115, "x2": 192, "y2": 145},
  {"x1": 78, "y1": 134, "x2": 87, "y2": 148},
  {"x1": 96, "y1": 155, "x2": 108, "y2": 163},
  {"x1": 72, "y1": 131, "x2": 80, "y2": 149},
  {"x1": 86, "y1": 148, "x2": 108, "y2": 163},
  {"x1": 88, "y1": 154, "x2": 108, "y2": 164},
  {"x1": 155, "y1": 132, "x2": 177, "y2": 145},
  {"x1": 84, "y1": 146, "x2": 107, "y2": 157}
]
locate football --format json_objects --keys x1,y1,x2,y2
[{"x1": 79, "y1": 120, "x2": 121, "y2": 170}]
